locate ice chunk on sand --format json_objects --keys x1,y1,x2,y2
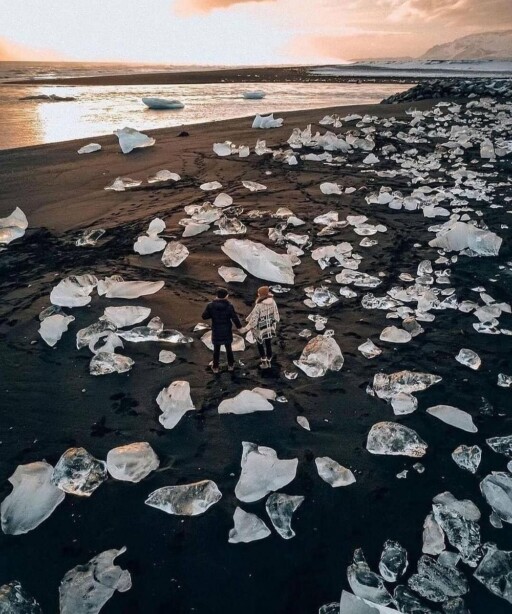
[
  {"x1": 218, "y1": 266, "x2": 247, "y2": 283},
  {"x1": 161, "y1": 241, "x2": 189, "y2": 268},
  {"x1": 50, "y1": 274, "x2": 98, "y2": 307},
  {"x1": 38, "y1": 313, "x2": 75, "y2": 347},
  {"x1": 315, "y1": 457, "x2": 355, "y2": 487},
  {"x1": 134, "y1": 235, "x2": 166, "y2": 255},
  {"x1": 114, "y1": 126, "x2": 155, "y2": 154},
  {"x1": 265, "y1": 493, "x2": 304, "y2": 539},
  {"x1": 159, "y1": 350, "x2": 176, "y2": 364},
  {"x1": 76, "y1": 228, "x2": 105, "y2": 246},
  {"x1": 242, "y1": 180, "x2": 267, "y2": 191},
  {"x1": 391, "y1": 393, "x2": 418, "y2": 416},
  {"x1": 1, "y1": 462, "x2": 65, "y2": 535},
  {"x1": 455, "y1": 348, "x2": 481, "y2": 370},
  {"x1": 452, "y1": 445, "x2": 481, "y2": 474},
  {"x1": 97, "y1": 277, "x2": 164, "y2": 299},
  {"x1": 423, "y1": 512, "x2": 445, "y2": 555},
  {"x1": 429, "y1": 221, "x2": 502, "y2": 256},
  {"x1": 229, "y1": 507, "x2": 270, "y2": 543},
  {"x1": 426, "y1": 406, "x2": 477, "y2": 433},
  {"x1": 156, "y1": 381, "x2": 195, "y2": 429},
  {"x1": 487, "y1": 435, "x2": 512, "y2": 458},
  {"x1": 474, "y1": 545, "x2": 512, "y2": 604},
  {"x1": 213, "y1": 141, "x2": 233, "y2": 156},
  {"x1": 201, "y1": 330, "x2": 245, "y2": 352},
  {"x1": 104, "y1": 177, "x2": 141, "y2": 191},
  {"x1": 339, "y1": 590, "x2": 397, "y2": 613},
  {"x1": 293, "y1": 334, "x2": 344, "y2": 378},
  {"x1": 243, "y1": 90, "x2": 266, "y2": 100},
  {"x1": 480, "y1": 472, "x2": 512, "y2": 524},
  {"x1": 367, "y1": 422, "x2": 427, "y2": 457},
  {"x1": 379, "y1": 540, "x2": 408, "y2": 582},
  {"x1": 372, "y1": 371, "x2": 441, "y2": 400},
  {"x1": 252, "y1": 113, "x2": 283, "y2": 129},
  {"x1": 182, "y1": 221, "x2": 210, "y2": 237},
  {"x1": 320, "y1": 182, "x2": 342, "y2": 195},
  {"x1": 379, "y1": 326, "x2": 412, "y2": 344},
  {"x1": 235, "y1": 442, "x2": 298, "y2": 503},
  {"x1": 358, "y1": 339, "x2": 382, "y2": 359},
  {"x1": 103, "y1": 306, "x2": 150, "y2": 328},
  {"x1": 408, "y1": 555, "x2": 468, "y2": 602},
  {"x1": 200, "y1": 181, "x2": 222, "y2": 191},
  {"x1": 297, "y1": 416, "x2": 310, "y2": 430},
  {"x1": 145, "y1": 480, "x2": 222, "y2": 516},
  {"x1": 218, "y1": 389, "x2": 274, "y2": 415},
  {"x1": 59, "y1": 547, "x2": 131, "y2": 614},
  {"x1": 51, "y1": 448, "x2": 107, "y2": 497},
  {"x1": 222, "y1": 239, "x2": 294, "y2": 285},
  {"x1": 0, "y1": 207, "x2": 28, "y2": 245},
  {"x1": 147, "y1": 169, "x2": 180, "y2": 183},
  {"x1": 106, "y1": 443, "x2": 159, "y2": 483},
  {"x1": 347, "y1": 552, "x2": 393, "y2": 606},
  {"x1": 90, "y1": 352, "x2": 134, "y2": 376},
  {"x1": 0, "y1": 581, "x2": 42, "y2": 613},
  {"x1": 77, "y1": 143, "x2": 101, "y2": 154},
  {"x1": 142, "y1": 97, "x2": 184, "y2": 109},
  {"x1": 393, "y1": 586, "x2": 437, "y2": 614},
  {"x1": 213, "y1": 193, "x2": 233, "y2": 208}
]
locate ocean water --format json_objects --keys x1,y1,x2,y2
[{"x1": 0, "y1": 79, "x2": 408, "y2": 150}]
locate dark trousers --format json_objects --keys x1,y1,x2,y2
[
  {"x1": 257, "y1": 338, "x2": 273, "y2": 360},
  {"x1": 213, "y1": 343, "x2": 234, "y2": 368}
]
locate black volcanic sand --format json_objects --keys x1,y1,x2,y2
[{"x1": 0, "y1": 100, "x2": 511, "y2": 614}]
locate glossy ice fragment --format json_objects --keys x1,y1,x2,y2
[
  {"x1": 0, "y1": 581, "x2": 42, "y2": 613},
  {"x1": 320, "y1": 182, "x2": 342, "y2": 195},
  {"x1": 391, "y1": 393, "x2": 418, "y2": 416},
  {"x1": 228, "y1": 507, "x2": 271, "y2": 543},
  {"x1": 498, "y1": 373, "x2": 512, "y2": 388},
  {"x1": 156, "y1": 381, "x2": 195, "y2": 429},
  {"x1": 347, "y1": 552, "x2": 393, "y2": 606},
  {"x1": 103, "y1": 306, "x2": 150, "y2": 328},
  {"x1": 50, "y1": 274, "x2": 98, "y2": 307},
  {"x1": 1, "y1": 462, "x2": 65, "y2": 535},
  {"x1": 214, "y1": 216, "x2": 247, "y2": 236},
  {"x1": 104, "y1": 177, "x2": 141, "y2": 191},
  {"x1": 218, "y1": 389, "x2": 274, "y2": 415},
  {"x1": 452, "y1": 445, "x2": 481, "y2": 474},
  {"x1": 429, "y1": 221, "x2": 501, "y2": 256},
  {"x1": 159, "y1": 350, "x2": 176, "y2": 364},
  {"x1": 222, "y1": 239, "x2": 294, "y2": 285},
  {"x1": 114, "y1": 126, "x2": 155, "y2": 154},
  {"x1": 97, "y1": 277, "x2": 164, "y2": 299},
  {"x1": 293, "y1": 334, "x2": 344, "y2": 378},
  {"x1": 426, "y1": 406, "x2": 477, "y2": 433},
  {"x1": 408, "y1": 556, "x2": 468, "y2": 602},
  {"x1": 145, "y1": 480, "x2": 221, "y2": 516},
  {"x1": 218, "y1": 266, "x2": 246, "y2": 283},
  {"x1": 265, "y1": 493, "x2": 304, "y2": 539},
  {"x1": 147, "y1": 169, "x2": 180, "y2": 183},
  {"x1": 455, "y1": 349, "x2": 481, "y2": 370},
  {"x1": 51, "y1": 448, "x2": 107, "y2": 497},
  {"x1": 315, "y1": 457, "x2": 355, "y2": 487},
  {"x1": 77, "y1": 142, "x2": 101, "y2": 154},
  {"x1": 358, "y1": 339, "x2": 382, "y2": 359},
  {"x1": 379, "y1": 540, "x2": 408, "y2": 582},
  {"x1": 200, "y1": 181, "x2": 222, "y2": 191},
  {"x1": 106, "y1": 442, "x2": 159, "y2": 483},
  {"x1": 474, "y1": 545, "x2": 512, "y2": 604},
  {"x1": 242, "y1": 180, "x2": 267, "y2": 192},
  {"x1": 142, "y1": 97, "x2": 183, "y2": 109},
  {"x1": 201, "y1": 330, "x2": 244, "y2": 352},
  {"x1": 297, "y1": 416, "x2": 310, "y2": 430},
  {"x1": 393, "y1": 585, "x2": 437, "y2": 614},
  {"x1": 480, "y1": 472, "x2": 512, "y2": 524},
  {"x1": 379, "y1": 326, "x2": 412, "y2": 344},
  {"x1": 90, "y1": 351, "x2": 134, "y2": 375},
  {"x1": 38, "y1": 314, "x2": 75, "y2": 347},
  {"x1": 367, "y1": 422, "x2": 427, "y2": 457},
  {"x1": 161, "y1": 241, "x2": 189, "y2": 267},
  {"x1": 0, "y1": 207, "x2": 28, "y2": 245},
  {"x1": 252, "y1": 113, "x2": 283, "y2": 129},
  {"x1": 133, "y1": 235, "x2": 166, "y2": 255},
  {"x1": 372, "y1": 371, "x2": 441, "y2": 400},
  {"x1": 213, "y1": 193, "x2": 233, "y2": 207},
  {"x1": 423, "y1": 513, "x2": 446, "y2": 556},
  {"x1": 76, "y1": 228, "x2": 105, "y2": 246}
]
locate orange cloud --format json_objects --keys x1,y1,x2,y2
[
  {"x1": 0, "y1": 37, "x2": 63, "y2": 61},
  {"x1": 175, "y1": 0, "x2": 275, "y2": 15}
]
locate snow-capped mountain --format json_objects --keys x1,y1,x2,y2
[{"x1": 422, "y1": 30, "x2": 512, "y2": 60}]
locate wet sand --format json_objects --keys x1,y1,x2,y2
[{"x1": 0, "y1": 99, "x2": 511, "y2": 613}]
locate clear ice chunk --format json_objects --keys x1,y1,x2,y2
[
  {"x1": 1, "y1": 462, "x2": 65, "y2": 535},
  {"x1": 106, "y1": 442, "x2": 159, "y2": 483},
  {"x1": 0, "y1": 207, "x2": 28, "y2": 245},
  {"x1": 228, "y1": 507, "x2": 271, "y2": 543},
  {"x1": 347, "y1": 552, "x2": 393, "y2": 606},
  {"x1": 97, "y1": 277, "x2": 164, "y2": 299},
  {"x1": 221, "y1": 239, "x2": 294, "y2": 285},
  {"x1": 104, "y1": 177, "x2": 141, "y2": 191},
  {"x1": 145, "y1": 480, "x2": 222, "y2": 516},
  {"x1": 218, "y1": 389, "x2": 274, "y2": 415},
  {"x1": 315, "y1": 457, "x2": 355, "y2": 487},
  {"x1": 379, "y1": 540, "x2": 408, "y2": 582},
  {"x1": 76, "y1": 228, "x2": 105, "y2": 246},
  {"x1": 134, "y1": 235, "x2": 166, "y2": 255},
  {"x1": 366, "y1": 422, "x2": 427, "y2": 457},
  {"x1": 391, "y1": 393, "x2": 418, "y2": 416},
  {"x1": 452, "y1": 445, "x2": 481, "y2": 474},
  {"x1": 480, "y1": 472, "x2": 512, "y2": 524},
  {"x1": 252, "y1": 113, "x2": 283, "y2": 129},
  {"x1": 156, "y1": 381, "x2": 195, "y2": 429},
  {"x1": 455, "y1": 349, "x2": 481, "y2": 370},
  {"x1": 114, "y1": 126, "x2": 155, "y2": 154},
  {"x1": 38, "y1": 314, "x2": 75, "y2": 347},
  {"x1": 429, "y1": 221, "x2": 502, "y2": 257},
  {"x1": 147, "y1": 169, "x2": 180, "y2": 183},
  {"x1": 358, "y1": 339, "x2": 382, "y2": 359},
  {"x1": 393, "y1": 585, "x2": 437, "y2": 614},
  {"x1": 423, "y1": 513, "x2": 445, "y2": 555},
  {"x1": 51, "y1": 448, "x2": 107, "y2": 497},
  {"x1": 474, "y1": 545, "x2": 512, "y2": 604},
  {"x1": 90, "y1": 351, "x2": 134, "y2": 376},
  {"x1": 297, "y1": 416, "x2": 310, "y2": 430},
  {"x1": 293, "y1": 334, "x2": 344, "y2": 378},
  {"x1": 161, "y1": 241, "x2": 189, "y2": 267},
  {"x1": 265, "y1": 493, "x2": 304, "y2": 539},
  {"x1": 486, "y1": 435, "x2": 512, "y2": 458},
  {"x1": 103, "y1": 306, "x2": 151, "y2": 328},
  {"x1": 77, "y1": 142, "x2": 101, "y2": 154},
  {"x1": 372, "y1": 371, "x2": 441, "y2": 400},
  {"x1": 0, "y1": 581, "x2": 42, "y2": 613},
  {"x1": 159, "y1": 350, "x2": 176, "y2": 363},
  {"x1": 242, "y1": 180, "x2": 267, "y2": 191},
  {"x1": 218, "y1": 266, "x2": 247, "y2": 283},
  {"x1": 408, "y1": 556, "x2": 468, "y2": 602},
  {"x1": 426, "y1": 406, "x2": 477, "y2": 433},
  {"x1": 379, "y1": 326, "x2": 412, "y2": 344},
  {"x1": 50, "y1": 274, "x2": 98, "y2": 307}
]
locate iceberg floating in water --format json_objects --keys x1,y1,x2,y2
[
  {"x1": 142, "y1": 97, "x2": 184, "y2": 110},
  {"x1": 1, "y1": 461, "x2": 65, "y2": 535},
  {"x1": 229, "y1": 507, "x2": 271, "y2": 543},
  {"x1": 252, "y1": 113, "x2": 283, "y2": 129},
  {"x1": 106, "y1": 443, "x2": 159, "y2": 482},
  {"x1": 156, "y1": 380, "x2": 195, "y2": 429},
  {"x1": 59, "y1": 548, "x2": 132, "y2": 614},
  {"x1": 145, "y1": 480, "x2": 222, "y2": 516},
  {"x1": 113, "y1": 127, "x2": 155, "y2": 154},
  {"x1": 77, "y1": 142, "x2": 101, "y2": 154},
  {"x1": 222, "y1": 239, "x2": 295, "y2": 285},
  {"x1": 367, "y1": 422, "x2": 427, "y2": 457}
]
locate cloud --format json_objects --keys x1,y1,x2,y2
[{"x1": 175, "y1": 0, "x2": 276, "y2": 15}]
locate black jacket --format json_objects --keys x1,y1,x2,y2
[{"x1": 202, "y1": 299, "x2": 242, "y2": 345}]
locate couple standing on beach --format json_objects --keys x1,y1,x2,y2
[{"x1": 202, "y1": 286, "x2": 280, "y2": 373}]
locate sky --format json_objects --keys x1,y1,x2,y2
[{"x1": 0, "y1": 0, "x2": 511, "y2": 64}]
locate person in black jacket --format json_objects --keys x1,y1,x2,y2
[{"x1": 202, "y1": 288, "x2": 242, "y2": 373}]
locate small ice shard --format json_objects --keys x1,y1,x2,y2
[
  {"x1": 297, "y1": 416, "x2": 310, "y2": 430},
  {"x1": 363, "y1": 153, "x2": 379, "y2": 164},
  {"x1": 265, "y1": 493, "x2": 304, "y2": 539},
  {"x1": 347, "y1": 551, "x2": 393, "y2": 606},
  {"x1": 156, "y1": 381, "x2": 195, "y2": 429},
  {"x1": 336, "y1": 269, "x2": 381, "y2": 288},
  {"x1": 213, "y1": 193, "x2": 233, "y2": 208},
  {"x1": 51, "y1": 448, "x2": 107, "y2": 497},
  {"x1": 104, "y1": 177, "x2": 142, "y2": 191},
  {"x1": 391, "y1": 393, "x2": 418, "y2": 416},
  {"x1": 1, "y1": 462, "x2": 65, "y2": 535},
  {"x1": 77, "y1": 143, "x2": 101, "y2": 154},
  {"x1": 408, "y1": 556, "x2": 468, "y2": 602},
  {"x1": 379, "y1": 540, "x2": 408, "y2": 582},
  {"x1": 452, "y1": 445, "x2": 481, "y2": 474},
  {"x1": 393, "y1": 586, "x2": 437, "y2": 614},
  {"x1": 480, "y1": 472, "x2": 512, "y2": 524},
  {"x1": 235, "y1": 442, "x2": 298, "y2": 503},
  {"x1": 59, "y1": 547, "x2": 132, "y2": 614},
  {"x1": 97, "y1": 277, "x2": 164, "y2": 299},
  {"x1": 182, "y1": 221, "x2": 210, "y2": 237},
  {"x1": 367, "y1": 422, "x2": 427, "y2": 457},
  {"x1": 228, "y1": 507, "x2": 271, "y2": 543},
  {"x1": 222, "y1": 239, "x2": 294, "y2": 285},
  {"x1": 218, "y1": 266, "x2": 246, "y2": 283},
  {"x1": 142, "y1": 97, "x2": 184, "y2": 109},
  {"x1": 214, "y1": 215, "x2": 246, "y2": 236},
  {"x1": 426, "y1": 406, "x2": 477, "y2": 433},
  {"x1": 38, "y1": 313, "x2": 75, "y2": 347},
  {"x1": 103, "y1": 306, "x2": 150, "y2": 328},
  {"x1": 0, "y1": 207, "x2": 28, "y2": 245},
  {"x1": 423, "y1": 512, "x2": 445, "y2": 555},
  {"x1": 50, "y1": 274, "x2": 98, "y2": 307},
  {"x1": 134, "y1": 235, "x2": 166, "y2": 255},
  {"x1": 147, "y1": 169, "x2": 180, "y2": 183},
  {"x1": 455, "y1": 348, "x2": 481, "y2": 370},
  {"x1": 76, "y1": 320, "x2": 116, "y2": 349},
  {"x1": 429, "y1": 221, "x2": 501, "y2": 257},
  {"x1": 145, "y1": 480, "x2": 221, "y2": 516},
  {"x1": 252, "y1": 113, "x2": 283, "y2": 129},
  {"x1": 242, "y1": 180, "x2": 267, "y2": 191},
  {"x1": 0, "y1": 581, "x2": 42, "y2": 613},
  {"x1": 339, "y1": 590, "x2": 396, "y2": 613},
  {"x1": 76, "y1": 228, "x2": 105, "y2": 246},
  {"x1": 200, "y1": 181, "x2": 222, "y2": 191},
  {"x1": 498, "y1": 373, "x2": 512, "y2": 388},
  {"x1": 358, "y1": 339, "x2": 382, "y2": 359},
  {"x1": 201, "y1": 330, "x2": 245, "y2": 352},
  {"x1": 90, "y1": 352, "x2": 134, "y2": 376},
  {"x1": 161, "y1": 241, "x2": 189, "y2": 268},
  {"x1": 379, "y1": 326, "x2": 412, "y2": 344},
  {"x1": 487, "y1": 435, "x2": 512, "y2": 458},
  {"x1": 106, "y1": 443, "x2": 159, "y2": 483},
  {"x1": 293, "y1": 334, "x2": 344, "y2": 378},
  {"x1": 315, "y1": 457, "x2": 355, "y2": 487},
  {"x1": 243, "y1": 90, "x2": 266, "y2": 99},
  {"x1": 159, "y1": 350, "x2": 176, "y2": 364},
  {"x1": 218, "y1": 389, "x2": 274, "y2": 415},
  {"x1": 320, "y1": 182, "x2": 342, "y2": 195},
  {"x1": 114, "y1": 126, "x2": 155, "y2": 154},
  {"x1": 474, "y1": 545, "x2": 512, "y2": 604},
  {"x1": 372, "y1": 371, "x2": 441, "y2": 400},
  {"x1": 213, "y1": 141, "x2": 233, "y2": 156}
]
